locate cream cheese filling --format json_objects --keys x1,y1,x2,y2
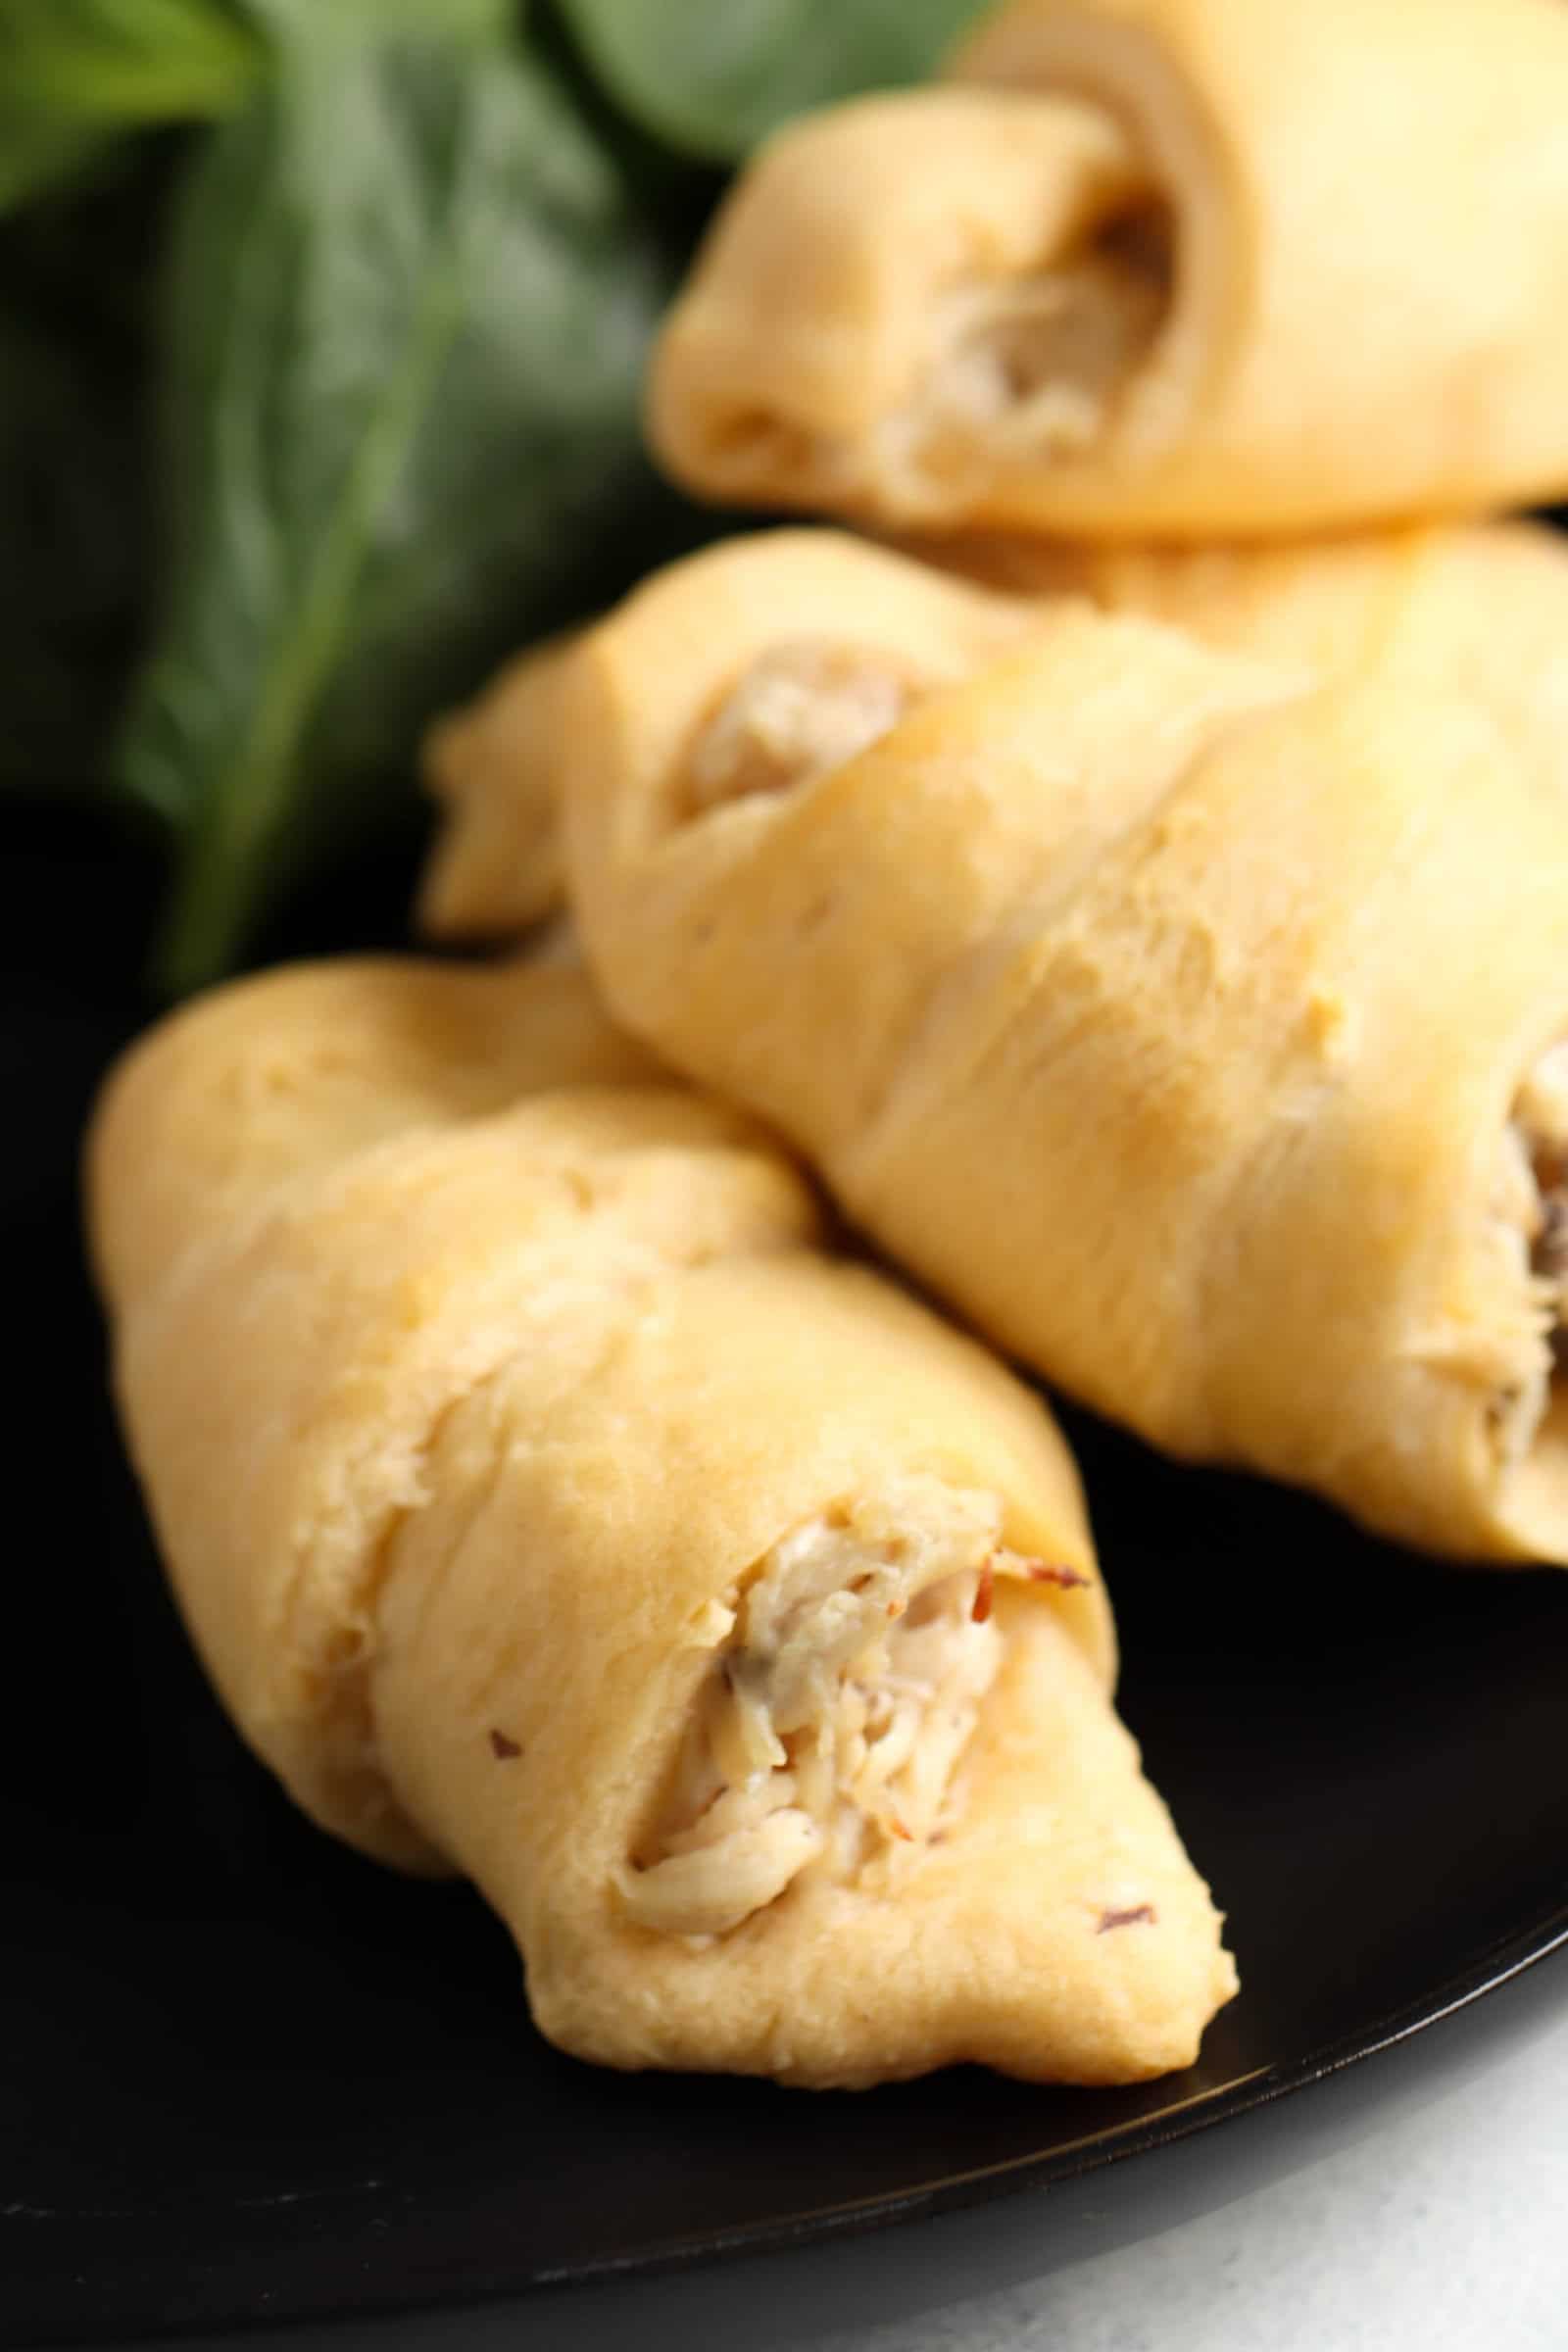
[
  {"x1": 682, "y1": 642, "x2": 924, "y2": 815},
  {"x1": 620, "y1": 1481, "x2": 1053, "y2": 1938},
  {"x1": 1493, "y1": 1040, "x2": 1568, "y2": 1465},
  {"x1": 907, "y1": 205, "x2": 1174, "y2": 478}
]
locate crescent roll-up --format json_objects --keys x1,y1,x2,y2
[
  {"x1": 649, "y1": 0, "x2": 1568, "y2": 539},
  {"x1": 416, "y1": 555, "x2": 1039, "y2": 946},
  {"x1": 559, "y1": 532, "x2": 1568, "y2": 1565},
  {"x1": 414, "y1": 548, "x2": 1044, "y2": 945},
  {"x1": 417, "y1": 521, "x2": 1568, "y2": 948},
  {"x1": 85, "y1": 956, "x2": 1236, "y2": 2087}
]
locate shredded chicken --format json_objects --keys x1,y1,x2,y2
[
  {"x1": 900, "y1": 205, "x2": 1173, "y2": 480},
  {"x1": 1492, "y1": 1041, "x2": 1568, "y2": 1462},
  {"x1": 684, "y1": 642, "x2": 923, "y2": 815},
  {"x1": 619, "y1": 1480, "x2": 1032, "y2": 1938}
]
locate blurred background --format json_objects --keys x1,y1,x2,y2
[{"x1": 2, "y1": 0, "x2": 993, "y2": 999}]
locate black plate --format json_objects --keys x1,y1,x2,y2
[{"x1": 7, "y1": 817, "x2": 1568, "y2": 2350}]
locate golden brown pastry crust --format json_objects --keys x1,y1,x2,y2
[
  {"x1": 414, "y1": 536, "x2": 1043, "y2": 943},
  {"x1": 650, "y1": 0, "x2": 1568, "y2": 538},
  {"x1": 417, "y1": 638, "x2": 573, "y2": 942},
  {"x1": 916, "y1": 520, "x2": 1568, "y2": 801},
  {"x1": 416, "y1": 523, "x2": 1568, "y2": 947},
  {"x1": 87, "y1": 955, "x2": 1237, "y2": 2085},
  {"x1": 560, "y1": 532, "x2": 1568, "y2": 1563}
]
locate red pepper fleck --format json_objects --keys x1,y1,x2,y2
[
  {"x1": 1097, "y1": 1903, "x2": 1156, "y2": 1934},
  {"x1": 1026, "y1": 1562, "x2": 1092, "y2": 1591},
  {"x1": 889, "y1": 1818, "x2": 914, "y2": 1841},
  {"x1": 971, "y1": 1561, "x2": 995, "y2": 1623},
  {"x1": 488, "y1": 1729, "x2": 521, "y2": 1760}
]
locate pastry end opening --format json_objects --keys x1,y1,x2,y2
[
  {"x1": 618, "y1": 1480, "x2": 1061, "y2": 1938},
  {"x1": 682, "y1": 177, "x2": 1177, "y2": 522},
  {"x1": 1491, "y1": 1043, "x2": 1568, "y2": 1506},
  {"x1": 905, "y1": 194, "x2": 1175, "y2": 490},
  {"x1": 678, "y1": 641, "x2": 927, "y2": 818}
]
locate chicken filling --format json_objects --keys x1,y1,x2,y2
[
  {"x1": 1493, "y1": 1041, "x2": 1568, "y2": 1462},
  {"x1": 683, "y1": 642, "x2": 925, "y2": 815},
  {"x1": 914, "y1": 204, "x2": 1173, "y2": 473},
  {"x1": 619, "y1": 1483, "x2": 1036, "y2": 1938}
]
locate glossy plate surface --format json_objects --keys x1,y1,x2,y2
[{"x1": 7, "y1": 818, "x2": 1568, "y2": 2347}]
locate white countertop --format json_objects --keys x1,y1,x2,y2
[{"x1": 808, "y1": 2007, "x2": 1568, "y2": 2352}]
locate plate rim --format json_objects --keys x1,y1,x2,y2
[{"x1": 10, "y1": 1900, "x2": 1567, "y2": 2348}]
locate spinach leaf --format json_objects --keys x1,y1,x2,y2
[
  {"x1": 118, "y1": 28, "x2": 684, "y2": 994},
  {"x1": 553, "y1": 0, "x2": 992, "y2": 162},
  {"x1": 0, "y1": 116, "x2": 106, "y2": 217},
  {"x1": 0, "y1": 0, "x2": 261, "y2": 214},
  {"x1": 238, "y1": 0, "x2": 515, "y2": 45}
]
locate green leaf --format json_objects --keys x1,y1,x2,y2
[
  {"x1": 237, "y1": 0, "x2": 515, "y2": 50},
  {"x1": 554, "y1": 0, "x2": 994, "y2": 162},
  {"x1": 118, "y1": 31, "x2": 687, "y2": 993},
  {"x1": 1, "y1": 0, "x2": 260, "y2": 118},
  {"x1": 0, "y1": 0, "x2": 262, "y2": 213},
  {"x1": 0, "y1": 115, "x2": 108, "y2": 215}
]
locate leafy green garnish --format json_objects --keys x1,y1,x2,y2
[
  {"x1": 0, "y1": 0, "x2": 262, "y2": 214},
  {"x1": 6, "y1": 0, "x2": 1004, "y2": 989},
  {"x1": 553, "y1": 0, "x2": 991, "y2": 161},
  {"x1": 238, "y1": 0, "x2": 516, "y2": 46},
  {"x1": 119, "y1": 25, "x2": 683, "y2": 993}
]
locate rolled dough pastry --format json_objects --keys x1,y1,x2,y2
[
  {"x1": 559, "y1": 532, "x2": 1568, "y2": 1564},
  {"x1": 86, "y1": 955, "x2": 1235, "y2": 2085},
  {"x1": 650, "y1": 0, "x2": 1568, "y2": 538}
]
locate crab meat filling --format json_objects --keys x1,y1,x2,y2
[
  {"x1": 1493, "y1": 1041, "x2": 1568, "y2": 1463},
  {"x1": 683, "y1": 642, "x2": 923, "y2": 816},
  {"x1": 620, "y1": 1483, "x2": 1025, "y2": 1937}
]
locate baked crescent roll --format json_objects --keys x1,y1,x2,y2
[
  {"x1": 559, "y1": 532, "x2": 1568, "y2": 1564},
  {"x1": 417, "y1": 522, "x2": 1568, "y2": 947},
  {"x1": 86, "y1": 956, "x2": 1236, "y2": 2086},
  {"x1": 416, "y1": 542, "x2": 1041, "y2": 944},
  {"x1": 649, "y1": 0, "x2": 1568, "y2": 538}
]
